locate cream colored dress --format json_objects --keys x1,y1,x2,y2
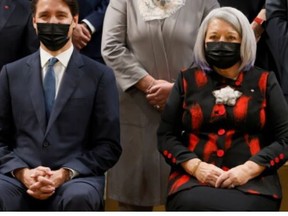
[{"x1": 102, "y1": 0, "x2": 219, "y2": 206}]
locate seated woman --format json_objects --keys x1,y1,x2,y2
[{"x1": 157, "y1": 7, "x2": 288, "y2": 211}]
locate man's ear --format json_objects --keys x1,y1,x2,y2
[
  {"x1": 32, "y1": 17, "x2": 38, "y2": 33},
  {"x1": 72, "y1": 15, "x2": 79, "y2": 28}
]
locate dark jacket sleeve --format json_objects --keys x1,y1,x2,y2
[
  {"x1": 250, "y1": 72, "x2": 288, "y2": 171},
  {"x1": 266, "y1": 0, "x2": 288, "y2": 94},
  {"x1": 157, "y1": 71, "x2": 198, "y2": 167},
  {"x1": 81, "y1": 0, "x2": 109, "y2": 32}
]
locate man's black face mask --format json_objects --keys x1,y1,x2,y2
[{"x1": 37, "y1": 23, "x2": 70, "y2": 51}]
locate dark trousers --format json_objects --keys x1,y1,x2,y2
[
  {"x1": 0, "y1": 174, "x2": 104, "y2": 211},
  {"x1": 167, "y1": 186, "x2": 281, "y2": 211}
]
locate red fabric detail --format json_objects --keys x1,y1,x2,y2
[
  {"x1": 188, "y1": 134, "x2": 199, "y2": 151},
  {"x1": 259, "y1": 100, "x2": 266, "y2": 128},
  {"x1": 169, "y1": 174, "x2": 190, "y2": 194},
  {"x1": 168, "y1": 153, "x2": 172, "y2": 159},
  {"x1": 224, "y1": 130, "x2": 235, "y2": 150},
  {"x1": 217, "y1": 149, "x2": 225, "y2": 157},
  {"x1": 210, "y1": 104, "x2": 226, "y2": 122},
  {"x1": 169, "y1": 171, "x2": 180, "y2": 181},
  {"x1": 182, "y1": 77, "x2": 188, "y2": 94},
  {"x1": 235, "y1": 71, "x2": 244, "y2": 85},
  {"x1": 247, "y1": 189, "x2": 260, "y2": 195},
  {"x1": 248, "y1": 137, "x2": 261, "y2": 155},
  {"x1": 234, "y1": 96, "x2": 250, "y2": 122},
  {"x1": 182, "y1": 77, "x2": 188, "y2": 109},
  {"x1": 172, "y1": 158, "x2": 177, "y2": 164},
  {"x1": 203, "y1": 134, "x2": 218, "y2": 161},
  {"x1": 270, "y1": 160, "x2": 275, "y2": 166},
  {"x1": 273, "y1": 194, "x2": 279, "y2": 199},
  {"x1": 218, "y1": 129, "x2": 226, "y2": 136},
  {"x1": 189, "y1": 103, "x2": 203, "y2": 130},
  {"x1": 280, "y1": 153, "x2": 285, "y2": 160},
  {"x1": 163, "y1": 150, "x2": 168, "y2": 156},
  {"x1": 195, "y1": 69, "x2": 208, "y2": 88},
  {"x1": 275, "y1": 157, "x2": 280, "y2": 163},
  {"x1": 222, "y1": 166, "x2": 230, "y2": 171},
  {"x1": 258, "y1": 72, "x2": 269, "y2": 95}
]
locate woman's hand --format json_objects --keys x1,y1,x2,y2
[
  {"x1": 215, "y1": 161, "x2": 265, "y2": 188},
  {"x1": 146, "y1": 80, "x2": 174, "y2": 111},
  {"x1": 194, "y1": 161, "x2": 226, "y2": 187}
]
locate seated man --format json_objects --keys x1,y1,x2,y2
[{"x1": 0, "y1": 0, "x2": 121, "y2": 211}]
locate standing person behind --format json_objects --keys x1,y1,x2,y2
[
  {"x1": 217, "y1": 0, "x2": 276, "y2": 71},
  {"x1": 101, "y1": 0, "x2": 219, "y2": 211},
  {"x1": 0, "y1": 0, "x2": 39, "y2": 70},
  {"x1": 0, "y1": 0, "x2": 121, "y2": 211},
  {"x1": 266, "y1": 0, "x2": 288, "y2": 103},
  {"x1": 72, "y1": 0, "x2": 109, "y2": 64},
  {"x1": 157, "y1": 7, "x2": 288, "y2": 211}
]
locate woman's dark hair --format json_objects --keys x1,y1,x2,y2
[{"x1": 31, "y1": 0, "x2": 79, "y2": 16}]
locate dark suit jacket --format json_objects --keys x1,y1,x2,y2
[
  {"x1": 158, "y1": 67, "x2": 288, "y2": 199},
  {"x1": 0, "y1": 0, "x2": 39, "y2": 70},
  {"x1": 77, "y1": 0, "x2": 109, "y2": 63},
  {"x1": 266, "y1": 0, "x2": 288, "y2": 98},
  {"x1": 0, "y1": 49, "x2": 121, "y2": 189}
]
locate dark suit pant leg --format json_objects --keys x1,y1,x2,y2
[
  {"x1": 166, "y1": 186, "x2": 281, "y2": 211},
  {"x1": 0, "y1": 175, "x2": 30, "y2": 211},
  {"x1": 49, "y1": 177, "x2": 104, "y2": 211}
]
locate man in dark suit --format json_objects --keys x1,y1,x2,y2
[
  {"x1": 266, "y1": 0, "x2": 288, "y2": 103},
  {"x1": 0, "y1": 0, "x2": 121, "y2": 211},
  {"x1": 0, "y1": 0, "x2": 39, "y2": 70},
  {"x1": 72, "y1": 0, "x2": 109, "y2": 64}
]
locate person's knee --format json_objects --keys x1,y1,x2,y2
[
  {"x1": 0, "y1": 182, "x2": 28, "y2": 210},
  {"x1": 57, "y1": 186, "x2": 103, "y2": 210}
]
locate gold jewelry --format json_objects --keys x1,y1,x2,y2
[{"x1": 191, "y1": 160, "x2": 202, "y2": 176}]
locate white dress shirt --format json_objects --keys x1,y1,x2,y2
[{"x1": 40, "y1": 45, "x2": 74, "y2": 98}]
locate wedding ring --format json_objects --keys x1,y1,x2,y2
[
  {"x1": 155, "y1": 105, "x2": 160, "y2": 109},
  {"x1": 231, "y1": 184, "x2": 235, "y2": 188}
]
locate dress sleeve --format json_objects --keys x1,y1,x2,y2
[
  {"x1": 157, "y1": 71, "x2": 198, "y2": 167},
  {"x1": 101, "y1": 0, "x2": 148, "y2": 92},
  {"x1": 250, "y1": 72, "x2": 288, "y2": 170}
]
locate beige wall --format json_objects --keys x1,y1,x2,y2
[{"x1": 279, "y1": 164, "x2": 288, "y2": 211}]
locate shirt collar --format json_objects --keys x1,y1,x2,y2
[{"x1": 40, "y1": 45, "x2": 74, "y2": 68}]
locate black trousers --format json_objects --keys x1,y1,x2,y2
[
  {"x1": 0, "y1": 174, "x2": 104, "y2": 211},
  {"x1": 167, "y1": 186, "x2": 281, "y2": 211}
]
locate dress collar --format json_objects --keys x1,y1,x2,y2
[{"x1": 138, "y1": 0, "x2": 186, "y2": 21}]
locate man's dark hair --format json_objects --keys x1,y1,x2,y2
[{"x1": 31, "y1": 0, "x2": 79, "y2": 16}]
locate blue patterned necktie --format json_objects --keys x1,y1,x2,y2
[{"x1": 43, "y1": 57, "x2": 58, "y2": 119}]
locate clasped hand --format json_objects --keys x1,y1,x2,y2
[
  {"x1": 14, "y1": 166, "x2": 69, "y2": 200},
  {"x1": 72, "y1": 23, "x2": 92, "y2": 50},
  {"x1": 146, "y1": 80, "x2": 174, "y2": 111},
  {"x1": 184, "y1": 160, "x2": 255, "y2": 188}
]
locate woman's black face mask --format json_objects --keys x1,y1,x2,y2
[
  {"x1": 37, "y1": 23, "x2": 70, "y2": 51},
  {"x1": 205, "y1": 42, "x2": 241, "y2": 69}
]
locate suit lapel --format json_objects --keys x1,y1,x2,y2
[
  {"x1": 28, "y1": 51, "x2": 47, "y2": 133},
  {"x1": 0, "y1": 0, "x2": 16, "y2": 31},
  {"x1": 45, "y1": 50, "x2": 84, "y2": 135}
]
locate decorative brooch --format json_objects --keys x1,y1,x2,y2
[{"x1": 212, "y1": 86, "x2": 242, "y2": 106}]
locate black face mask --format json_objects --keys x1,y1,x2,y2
[
  {"x1": 205, "y1": 42, "x2": 241, "y2": 69},
  {"x1": 37, "y1": 23, "x2": 70, "y2": 51}
]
